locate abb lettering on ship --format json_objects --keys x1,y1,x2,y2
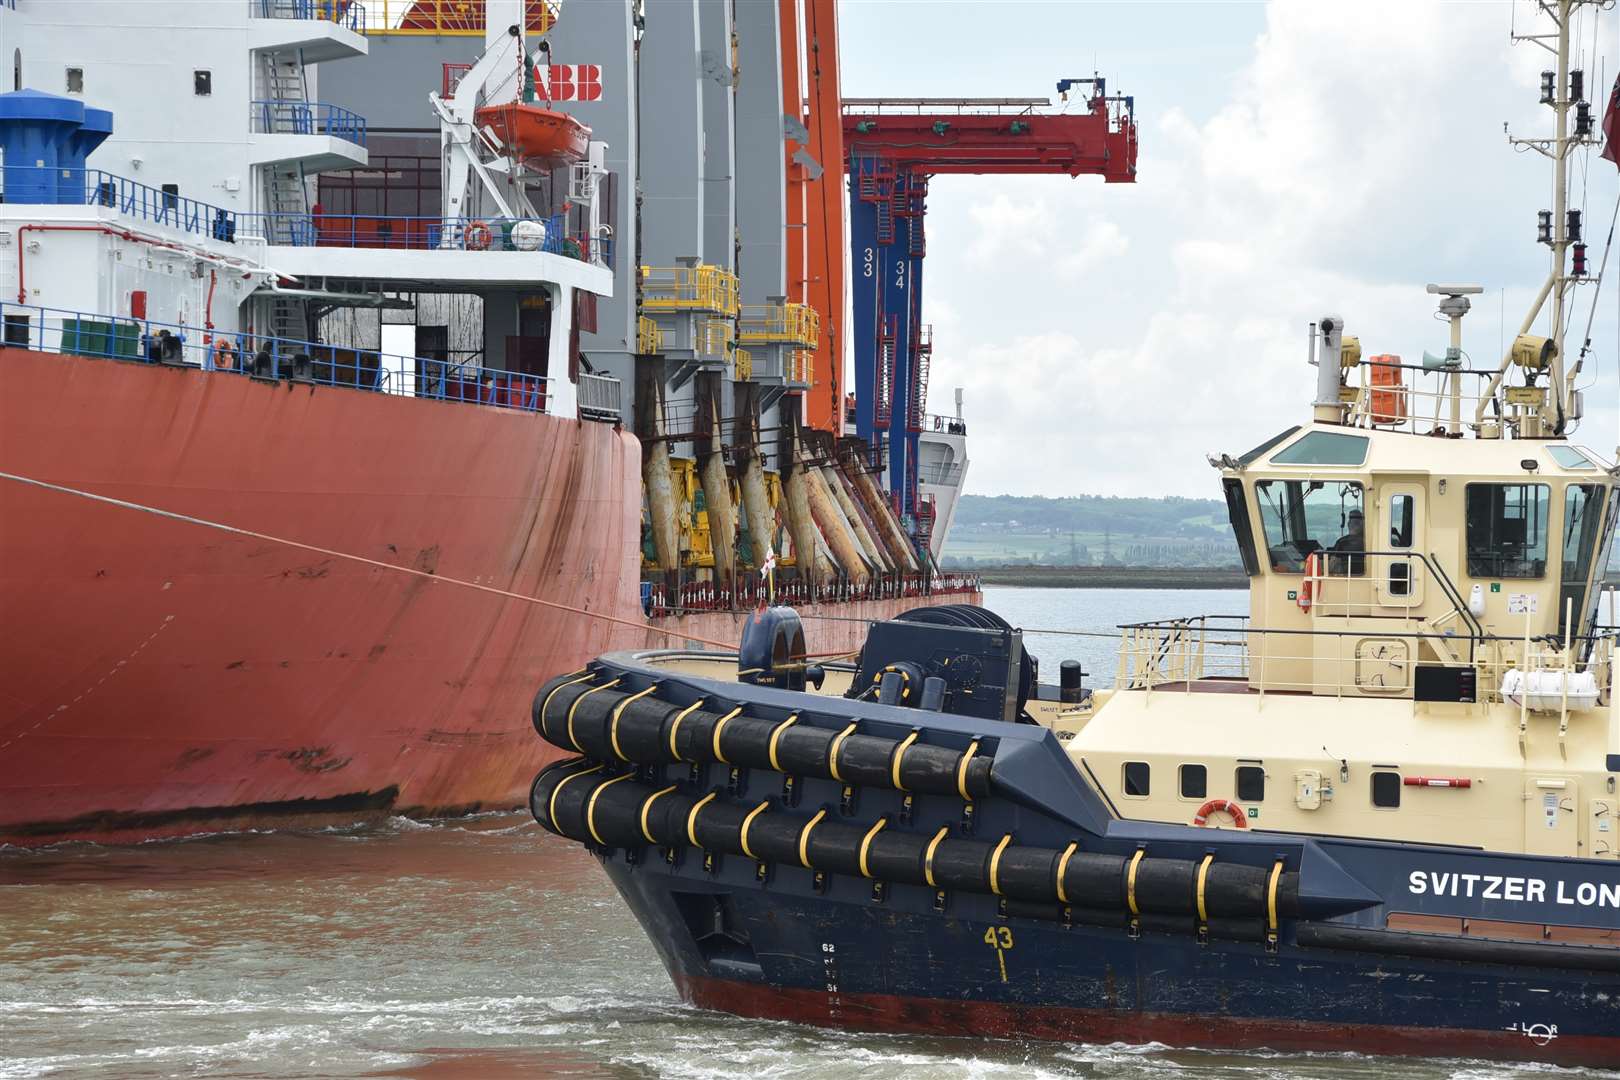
[{"x1": 546, "y1": 64, "x2": 603, "y2": 102}]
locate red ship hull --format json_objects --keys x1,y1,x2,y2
[
  {"x1": 0, "y1": 350, "x2": 976, "y2": 846},
  {"x1": 0, "y1": 348, "x2": 645, "y2": 845}
]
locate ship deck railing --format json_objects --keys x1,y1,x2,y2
[
  {"x1": 1341, "y1": 358, "x2": 1536, "y2": 437},
  {"x1": 640, "y1": 572, "x2": 982, "y2": 617},
  {"x1": 1116, "y1": 609, "x2": 1617, "y2": 716},
  {"x1": 336, "y1": 0, "x2": 555, "y2": 35},
  {"x1": 253, "y1": 0, "x2": 367, "y2": 32},
  {"x1": 235, "y1": 210, "x2": 611, "y2": 266},
  {"x1": 250, "y1": 100, "x2": 369, "y2": 148},
  {"x1": 0, "y1": 168, "x2": 240, "y2": 244},
  {"x1": 0, "y1": 301, "x2": 578, "y2": 418}
]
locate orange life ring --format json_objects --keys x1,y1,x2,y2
[
  {"x1": 464, "y1": 220, "x2": 493, "y2": 251},
  {"x1": 1298, "y1": 551, "x2": 1321, "y2": 611},
  {"x1": 1192, "y1": 799, "x2": 1248, "y2": 829}
]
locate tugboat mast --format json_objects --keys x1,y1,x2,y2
[{"x1": 1485, "y1": 0, "x2": 1608, "y2": 437}]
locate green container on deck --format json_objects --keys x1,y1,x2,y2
[{"x1": 60, "y1": 318, "x2": 140, "y2": 359}]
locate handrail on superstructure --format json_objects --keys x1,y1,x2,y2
[
  {"x1": 0, "y1": 301, "x2": 567, "y2": 417},
  {"x1": 250, "y1": 100, "x2": 369, "y2": 147},
  {"x1": 252, "y1": 0, "x2": 366, "y2": 32},
  {"x1": 640, "y1": 265, "x2": 740, "y2": 316},
  {"x1": 0, "y1": 168, "x2": 239, "y2": 243}
]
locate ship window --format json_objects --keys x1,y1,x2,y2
[
  {"x1": 1123, "y1": 761, "x2": 1150, "y2": 798},
  {"x1": 1179, "y1": 764, "x2": 1207, "y2": 800},
  {"x1": 1223, "y1": 479, "x2": 1261, "y2": 577},
  {"x1": 65, "y1": 67, "x2": 83, "y2": 94},
  {"x1": 1465, "y1": 483, "x2": 1549, "y2": 579},
  {"x1": 1558, "y1": 484, "x2": 1605, "y2": 640},
  {"x1": 1371, "y1": 771, "x2": 1402, "y2": 809},
  {"x1": 1549, "y1": 446, "x2": 1595, "y2": 470},
  {"x1": 1389, "y1": 494, "x2": 1414, "y2": 548},
  {"x1": 1254, "y1": 480, "x2": 1364, "y2": 574},
  {"x1": 1237, "y1": 425, "x2": 1301, "y2": 467},
  {"x1": 12, "y1": 49, "x2": 20, "y2": 93},
  {"x1": 193, "y1": 70, "x2": 212, "y2": 96},
  {"x1": 1235, "y1": 765, "x2": 1266, "y2": 802},
  {"x1": 1270, "y1": 431, "x2": 1369, "y2": 466}
]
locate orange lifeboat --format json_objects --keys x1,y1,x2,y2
[{"x1": 474, "y1": 102, "x2": 591, "y2": 165}]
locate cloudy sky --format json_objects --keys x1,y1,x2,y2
[{"x1": 837, "y1": 0, "x2": 1619, "y2": 498}]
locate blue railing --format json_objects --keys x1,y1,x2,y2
[
  {"x1": 251, "y1": 100, "x2": 368, "y2": 147},
  {"x1": 0, "y1": 167, "x2": 241, "y2": 242},
  {"x1": 253, "y1": 0, "x2": 367, "y2": 32},
  {"x1": 0, "y1": 302, "x2": 551, "y2": 415},
  {"x1": 235, "y1": 210, "x2": 613, "y2": 266}
]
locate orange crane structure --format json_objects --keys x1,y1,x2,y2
[
  {"x1": 778, "y1": 0, "x2": 847, "y2": 434},
  {"x1": 843, "y1": 81, "x2": 1137, "y2": 541}
]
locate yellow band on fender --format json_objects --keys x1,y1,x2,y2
[
  {"x1": 767, "y1": 714, "x2": 799, "y2": 772},
  {"x1": 540, "y1": 672, "x2": 596, "y2": 742},
  {"x1": 567, "y1": 679, "x2": 622, "y2": 751},
  {"x1": 989, "y1": 833, "x2": 1013, "y2": 896},
  {"x1": 891, "y1": 731, "x2": 920, "y2": 790},
  {"x1": 1267, "y1": 859, "x2": 1284, "y2": 933},
  {"x1": 738, "y1": 800, "x2": 770, "y2": 859},
  {"x1": 957, "y1": 739, "x2": 981, "y2": 802},
  {"x1": 798, "y1": 808, "x2": 827, "y2": 868},
  {"x1": 586, "y1": 773, "x2": 636, "y2": 845},
  {"x1": 858, "y1": 818, "x2": 888, "y2": 878},
  {"x1": 638, "y1": 784, "x2": 677, "y2": 844},
  {"x1": 1127, "y1": 849, "x2": 1145, "y2": 916},
  {"x1": 1196, "y1": 853, "x2": 1214, "y2": 925},
  {"x1": 609, "y1": 685, "x2": 660, "y2": 762},
  {"x1": 1055, "y1": 841, "x2": 1079, "y2": 905},
  {"x1": 667, "y1": 699, "x2": 706, "y2": 761},
  {"x1": 828, "y1": 722, "x2": 858, "y2": 782},
  {"x1": 711, "y1": 707, "x2": 743, "y2": 764},
  {"x1": 546, "y1": 763, "x2": 603, "y2": 832},
  {"x1": 924, "y1": 825, "x2": 950, "y2": 888},
  {"x1": 686, "y1": 791, "x2": 718, "y2": 848}
]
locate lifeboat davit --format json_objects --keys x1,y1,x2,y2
[{"x1": 474, "y1": 102, "x2": 591, "y2": 165}]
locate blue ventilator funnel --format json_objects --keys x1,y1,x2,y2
[
  {"x1": 0, "y1": 89, "x2": 114, "y2": 205},
  {"x1": 59, "y1": 107, "x2": 113, "y2": 204}
]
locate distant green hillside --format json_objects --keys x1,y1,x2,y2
[{"x1": 943, "y1": 493, "x2": 1240, "y2": 569}]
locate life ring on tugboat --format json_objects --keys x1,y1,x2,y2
[
  {"x1": 1192, "y1": 799, "x2": 1248, "y2": 829},
  {"x1": 464, "y1": 220, "x2": 494, "y2": 251},
  {"x1": 1297, "y1": 551, "x2": 1322, "y2": 611}
]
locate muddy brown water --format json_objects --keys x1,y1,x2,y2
[
  {"x1": 3, "y1": 588, "x2": 1618, "y2": 1078},
  {"x1": 1, "y1": 814, "x2": 1614, "y2": 1080}
]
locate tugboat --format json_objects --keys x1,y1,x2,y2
[{"x1": 527, "y1": 1, "x2": 1620, "y2": 1066}]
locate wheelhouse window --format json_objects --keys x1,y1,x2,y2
[
  {"x1": 1465, "y1": 484, "x2": 1549, "y2": 578},
  {"x1": 1254, "y1": 480, "x2": 1364, "y2": 574},
  {"x1": 1223, "y1": 479, "x2": 1261, "y2": 577},
  {"x1": 1560, "y1": 484, "x2": 1611, "y2": 641},
  {"x1": 1123, "y1": 761, "x2": 1150, "y2": 798},
  {"x1": 1270, "y1": 431, "x2": 1370, "y2": 466},
  {"x1": 1179, "y1": 764, "x2": 1207, "y2": 800}
]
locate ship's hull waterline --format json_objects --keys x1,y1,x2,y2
[
  {"x1": 606, "y1": 846, "x2": 1619, "y2": 1069},
  {"x1": 0, "y1": 350, "x2": 974, "y2": 845}
]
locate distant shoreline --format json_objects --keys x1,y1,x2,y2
[{"x1": 971, "y1": 566, "x2": 1248, "y2": 589}]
